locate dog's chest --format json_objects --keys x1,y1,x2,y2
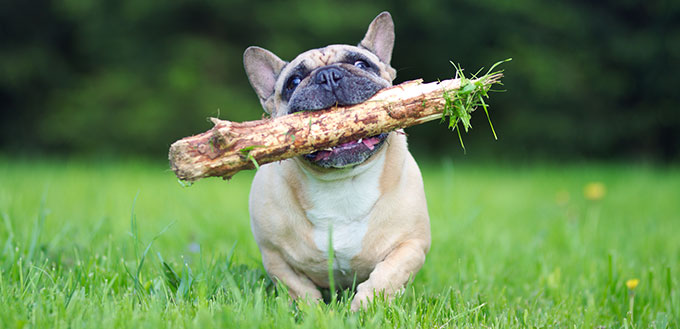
[{"x1": 303, "y1": 164, "x2": 383, "y2": 274}]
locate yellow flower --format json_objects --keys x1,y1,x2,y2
[
  {"x1": 584, "y1": 182, "x2": 606, "y2": 201},
  {"x1": 626, "y1": 279, "x2": 639, "y2": 290}
]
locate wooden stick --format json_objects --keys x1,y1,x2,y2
[{"x1": 169, "y1": 74, "x2": 502, "y2": 181}]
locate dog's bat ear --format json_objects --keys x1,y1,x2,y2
[
  {"x1": 359, "y1": 11, "x2": 395, "y2": 66},
  {"x1": 244, "y1": 46, "x2": 287, "y2": 113}
]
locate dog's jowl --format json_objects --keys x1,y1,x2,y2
[{"x1": 243, "y1": 11, "x2": 430, "y2": 311}]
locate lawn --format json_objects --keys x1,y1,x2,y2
[{"x1": 0, "y1": 157, "x2": 678, "y2": 328}]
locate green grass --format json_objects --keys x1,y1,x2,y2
[{"x1": 1, "y1": 157, "x2": 679, "y2": 328}]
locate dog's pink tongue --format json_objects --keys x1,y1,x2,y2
[
  {"x1": 362, "y1": 137, "x2": 379, "y2": 150},
  {"x1": 338, "y1": 140, "x2": 356, "y2": 148}
]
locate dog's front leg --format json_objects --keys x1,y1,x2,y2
[
  {"x1": 350, "y1": 239, "x2": 428, "y2": 311},
  {"x1": 260, "y1": 247, "x2": 322, "y2": 302}
]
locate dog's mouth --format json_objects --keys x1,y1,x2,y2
[{"x1": 303, "y1": 133, "x2": 388, "y2": 168}]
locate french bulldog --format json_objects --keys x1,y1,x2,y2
[{"x1": 243, "y1": 11, "x2": 430, "y2": 311}]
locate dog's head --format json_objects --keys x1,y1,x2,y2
[{"x1": 244, "y1": 12, "x2": 397, "y2": 169}]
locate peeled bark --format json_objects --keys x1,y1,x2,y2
[{"x1": 169, "y1": 74, "x2": 502, "y2": 181}]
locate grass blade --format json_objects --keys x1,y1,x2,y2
[{"x1": 27, "y1": 191, "x2": 48, "y2": 262}]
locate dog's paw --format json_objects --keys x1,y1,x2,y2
[{"x1": 350, "y1": 283, "x2": 373, "y2": 311}]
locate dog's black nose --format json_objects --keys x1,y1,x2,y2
[{"x1": 314, "y1": 67, "x2": 343, "y2": 91}]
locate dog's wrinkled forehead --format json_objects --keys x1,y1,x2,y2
[
  {"x1": 243, "y1": 12, "x2": 397, "y2": 116},
  {"x1": 276, "y1": 45, "x2": 394, "y2": 91}
]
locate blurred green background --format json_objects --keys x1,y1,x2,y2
[{"x1": 1, "y1": 0, "x2": 679, "y2": 162}]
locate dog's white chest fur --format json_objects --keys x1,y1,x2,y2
[{"x1": 302, "y1": 155, "x2": 385, "y2": 274}]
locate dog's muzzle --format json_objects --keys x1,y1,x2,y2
[{"x1": 288, "y1": 65, "x2": 385, "y2": 114}]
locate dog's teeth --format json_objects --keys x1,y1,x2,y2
[
  {"x1": 324, "y1": 148, "x2": 333, "y2": 151},
  {"x1": 358, "y1": 138, "x2": 363, "y2": 143}
]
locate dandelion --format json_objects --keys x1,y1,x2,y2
[
  {"x1": 584, "y1": 182, "x2": 606, "y2": 201},
  {"x1": 626, "y1": 278, "x2": 639, "y2": 290},
  {"x1": 626, "y1": 278, "x2": 639, "y2": 323}
]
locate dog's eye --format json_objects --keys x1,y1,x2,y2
[
  {"x1": 286, "y1": 76, "x2": 301, "y2": 90},
  {"x1": 354, "y1": 60, "x2": 369, "y2": 70}
]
